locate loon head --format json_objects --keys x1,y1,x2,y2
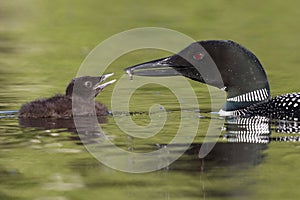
[
  {"x1": 125, "y1": 40, "x2": 271, "y2": 112},
  {"x1": 66, "y1": 73, "x2": 116, "y2": 100}
]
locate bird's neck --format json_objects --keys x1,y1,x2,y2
[
  {"x1": 199, "y1": 40, "x2": 272, "y2": 112},
  {"x1": 222, "y1": 87, "x2": 271, "y2": 112}
]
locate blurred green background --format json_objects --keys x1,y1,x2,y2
[{"x1": 1, "y1": 0, "x2": 300, "y2": 110}]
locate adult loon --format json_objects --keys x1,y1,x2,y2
[
  {"x1": 18, "y1": 73, "x2": 116, "y2": 118},
  {"x1": 125, "y1": 40, "x2": 299, "y2": 121}
]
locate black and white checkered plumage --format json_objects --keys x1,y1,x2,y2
[{"x1": 232, "y1": 92, "x2": 300, "y2": 121}]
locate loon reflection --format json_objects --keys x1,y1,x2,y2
[
  {"x1": 223, "y1": 116, "x2": 299, "y2": 143},
  {"x1": 16, "y1": 110, "x2": 300, "y2": 143}
]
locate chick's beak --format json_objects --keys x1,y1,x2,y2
[{"x1": 94, "y1": 73, "x2": 116, "y2": 93}]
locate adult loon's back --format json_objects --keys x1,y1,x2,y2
[{"x1": 125, "y1": 40, "x2": 299, "y2": 121}]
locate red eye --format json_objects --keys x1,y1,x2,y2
[{"x1": 193, "y1": 52, "x2": 204, "y2": 61}]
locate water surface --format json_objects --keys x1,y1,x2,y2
[{"x1": 0, "y1": 1, "x2": 299, "y2": 199}]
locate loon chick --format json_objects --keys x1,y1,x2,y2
[
  {"x1": 125, "y1": 40, "x2": 299, "y2": 121},
  {"x1": 18, "y1": 74, "x2": 116, "y2": 118}
]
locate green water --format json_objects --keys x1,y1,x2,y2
[{"x1": 0, "y1": 0, "x2": 300, "y2": 199}]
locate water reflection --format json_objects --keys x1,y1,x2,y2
[
  {"x1": 14, "y1": 112, "x2": 299, "y2": 173},
  {"x1": 18, "y1": 116, "x2": 108, "y2": 131},
  {"x1": 172, "y1": 142, "x2": 266, "y2": 171},
  {"x1": 224, "y1": 116, "x2": 300, "y2": 143},
  {"x1": 0, "y1": 111, "x2": 299, "y2": 199},
  {"x1": 16, "y1": 113, "x2": 299, "y2": 145},
  {"x1": 0, "y1": 32, "x2": 15, "y2": 54}
]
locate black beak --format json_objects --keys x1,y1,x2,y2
[
  {"x1": 125, "y1": 57, "x2": 184, "y2": 79},
  {"x1": 125, "y1": 42, "x2": 225, "y2": 89},
  {"x1": 124, "y1": 42, "x2": 207, "y2": 80},
  {"x1": 124, "y1": 51, "x2": 208, "y2": 83}
]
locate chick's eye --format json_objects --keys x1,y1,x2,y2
[{"x1": 84, "y1": 81, "x2": 93, "y2": 88}]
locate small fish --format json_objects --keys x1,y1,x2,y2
[{"x1": 126, "y1": 69, "x2": 134, "y2": 80}]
